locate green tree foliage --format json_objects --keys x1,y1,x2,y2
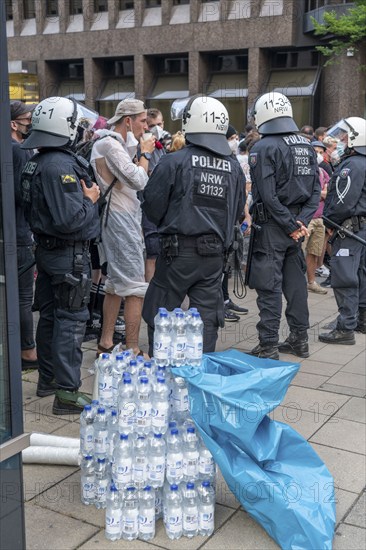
[{"x1": 312, "y1": 0, "x2": 366, "y2": 65}]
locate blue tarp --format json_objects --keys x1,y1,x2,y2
[{"x1": 172, "y1": 349, "x2": 336, "y2": 550}]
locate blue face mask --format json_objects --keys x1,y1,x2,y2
[{"x1": 337, "y1": 142, "x2": 346, "y2": 157}]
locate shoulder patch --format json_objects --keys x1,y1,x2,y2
[
  {"x1": 249, "y1": 153, "x2": 257, "y2": 167},
  {"x1": 23, "y1": 161, "x2": 37, "y2": 176},
  {"x1": 60, "y1": 174, "x2": 77, "y2": 184},
  {"x1": 340, "y1": 168, "x2": 351, "y2": 179}
]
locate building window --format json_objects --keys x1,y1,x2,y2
[
  {"x1": 173, "y1": 0, "x2": 190, "y2": 4},
  {"x1": 271, "y1": 50, "x2": 319, "y2": 69},
  {"x1": 46, "y1": 0, "x2": 58, "y2": 16},
  {"x1": 120, "y1": 0, "x2": 134, "y2": 8},
  {"x1": 306, "y1": 0, "x2": 327, "y2": 10},
  {"x1": 69, "y1": 0, "x2": 83, "y2": 15},
  {"x1": 23, "y1": 0, "x2": 35, "y2": 19},
  {"x1": 94, "y1": 0, "x2": 108, "y2": 11},
  {"x1": 5, "y1": 0, "x2": 13, "y2": 20},
  {"x1": 211, "y1": 54, "x2": 248, "y2": 72},
  {"x1": 145, "y1": 0, "x2": 161, "y2": 7}
]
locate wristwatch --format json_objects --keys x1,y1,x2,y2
[{"x1": 140, "y1": 152, "x2": 152, "y2": 160}]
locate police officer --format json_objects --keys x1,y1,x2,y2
[
  {"x1": 319, "y1": 116, "x2": 366, "y2": 344},
  {"x1": 141, "y1": 95, "x2": 244, "y2": 355},
  {"x1": 21, "y1": 96, "x2": 100, "y2": 414},
  {"x1": 248, "y1": 92, "x2": 320, "y2": 359}
]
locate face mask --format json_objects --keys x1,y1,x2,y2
[
  {"x1": 150, "y1": 125, "x2": 164, "y2": 141},
  {"x1": 228, "y1": 139, "x2": 238, "y2": 154},
  {"x1": 317, "y1": 153, "x2": 324, "y2": 165},
  {"x1": 16, "y1": 122, "x2": 32, "y2": 139},
  {"x1": 337, "y1": 142, "x2": 346, "y2": 157},
  {"x1": 125, "y1": 130, "x2": 138, "y2": 159}
]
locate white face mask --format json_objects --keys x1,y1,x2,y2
[
  {"x1": 125, "y1": 130, "x2": 138, "y2": 159},
  {"x1": 228, "y1": 139, "x2": 239, "y2": 154},
  {"x1": 150, "y1": 125, "x2": 164, "y2": 141},
  {"x1": 317, "y1": 153, "x2": 324, "y2": 165}
]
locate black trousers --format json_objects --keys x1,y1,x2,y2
[
  {"x1": 248, "y1": 220, "x2": 309, "y2": 345},
  {"x1": 17, "y1": 245, "x2": 36, "y2": 350},
  {"x1": 35, "y1": 245, "x2": 91, "y2": 390},
  {"x1": 330, "y1": 227, "x2": 366, "y2": 331},
  {"x1": 142, "y1": 240, "x2": 225, "y2": 357}
]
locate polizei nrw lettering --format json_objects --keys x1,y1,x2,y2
[
  {"x1": 191, "y1": 155, "x2": 232, "y2": 172},
  {"x1": 282, "y1": 135, "x2": 310, "y2": 146}
]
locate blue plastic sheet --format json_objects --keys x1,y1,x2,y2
[{"x1": 172, "y1": 349, "x2": 336, "y2": 550}]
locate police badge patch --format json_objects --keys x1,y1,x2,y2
[
  {"x1": 60, "y1": 174, "x2": 77, "y2": 184},
  {"x1": 250, "y1": 153, "x2": 258, "y2": 167},
  {"x1": 340, "y1": 168, "x2": 351, "y2": 179}
]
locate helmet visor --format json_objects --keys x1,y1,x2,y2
[
  {"x1": 76, "y1": 102, "x2": 99, "y2": 130},
  {"x1": 170, "y1": 98, "x2": 190, "y2": 121},
  {"x1": 326, "y1": 119, "x2": 349, "y2": 145}
]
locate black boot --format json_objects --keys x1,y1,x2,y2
[
  {"x1": 278, "y1": 331, "x2": 309, "y2": 358},
  {"x1": 250, "y1": 343, "x2": 279, "y2": 360},
  {"x1": 356, "y1": 308, "x2": 366, "y2": 334},
  {"x1": 319, "y1": 329, "x2": 355, "y2": 345}
]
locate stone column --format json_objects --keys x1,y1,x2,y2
[
  {"x1": 134, "y1": 0, "x2": 144, "y2": 27},
  {"x1": 58, "y1": 0, "x2": 69, "y2": 34},
  {"x1": 247, "y1": 47, "x2": 271, "y2": 112},
  {"x1": 161, "y1": 0, "x2": 173, "y2": 26},
  {"x1": 135, "y1": 54, "x2": 155, "y2": 101},
  {"x1": 189, "y1": 51, "x2": 209, "y2": 96},
  {"x1": 190, "y1": 0, "x2": 200, "y2": 23},
  {"x1": 83, "y1": 0, "x2": 93, "y2": 31},
  {"x1": 12, "y1": 0, "x2": 22, "y2": 36},
  {"x1": 37, "y1": 60, "x2": 60, "y2": 99},
  {"x1": 108, "y1": 0, "x2": 119, "y2": 28},
  {"x1": 84, "y1": 57, "x2": 104, "y2": 110},
  {"x1": 35, "y1": 0, "x2": 45, "y2": 34}
]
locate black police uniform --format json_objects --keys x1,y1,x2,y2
[
  {"x1": 141, "y1": 144, "x2": 244, "y2": 355},
  {"x1": 248, "y1": 133, "x2": 320, "y2": 349},
  {"x1": 321, "y1": 153, "x2": 366, "y2": 335},
  {"x1": 21, "y1": 148, "x2": 99, "y2": 390}
]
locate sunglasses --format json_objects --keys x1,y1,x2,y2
[{"x1": 14, "y1": 117, "x2": 32, "y2": 123}]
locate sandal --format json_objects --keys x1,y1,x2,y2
[{"x1": 96, "y1": 344, "x2": 115, "y2": 358}]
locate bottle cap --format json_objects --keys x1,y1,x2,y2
[
  {"x1": 187, "y1": 482, "x2": 194, "y2": 489},
  {"x1": 110, "y1": 409, "x2": 117, "y2": 416},
  {"x1": 116, "y1": 354, "x2": 124, "y2": 360},
  {"x1": 143, "y1": 485, "x2": 152, "y2": 491},
  {"x1": 120, "y1": 434, "x2": 128, "y2": 440},
  {"x1": 187, "y1": 427, "x2": 195, "y2": 433},
  {"x1": 84, "y1": 404, "x2": 91, "y2": 411},
  {"x1": 154, "y1": 433, "x2": 162, "y2": 438},
  {"x1": 97, "y1": 457, "x2": 106, "y2": 463},
  {"x1": 170, "y1": 484, "x2": 178, "y2": 491},
  {"x1": 171, "y1": 428, "x2": 178, "y2": 435},
  {"x1": 97, "y1": 407, "x2": 105, "y2": 414},
  {"x1": 140, "y1": 377, "x2": 149, "y2": 384},
  {"x1": 101, "y1": 353, "x2": 110, "y2": 359}
]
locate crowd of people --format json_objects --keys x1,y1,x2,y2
[{"x1": 10, "y1": 92, "x2": 366, "y2": 415}]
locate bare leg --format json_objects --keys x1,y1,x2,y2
[
  {"x1": 124, "y1": 295, "x2": 143, "y2": 353},
  {"x1": 99, "y1": 293, "x2": 122, "y2": 350}
]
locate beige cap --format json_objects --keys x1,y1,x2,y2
[{"x1": 107, "y1": 98, "x2": 146, "y2": 125}]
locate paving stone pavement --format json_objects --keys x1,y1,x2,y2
[{"x1": 21, "y1": 283, "x2": 365, "y2": 549}]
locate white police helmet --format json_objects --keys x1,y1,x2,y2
[
  {"x1": 252, "y1": 92, "x2": 299, "y2": 135},
  {"x1": 21, "y1": 97, "x2": 98, "y2": 150},
  {"x1": 326, "y1": 117, "x2": 366, "y2": 156},
  {"x1": 171, "y1": 95, "x2": 231, "y2": 155}
]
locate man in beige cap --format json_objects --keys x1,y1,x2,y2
[{"x1": 91, "y1": 98, "x2": 155, "y2": 356}]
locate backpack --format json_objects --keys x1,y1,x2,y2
[{"x1": 75, "y1": 135, "x2": 117, "y2": 223}]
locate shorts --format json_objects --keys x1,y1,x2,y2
[{"x1": 304, "y1": 218, "x2": 325, "y2": 257}]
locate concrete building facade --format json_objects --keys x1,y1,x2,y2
[{"x1": 6, "y1": 0, "x2": 366, "y2": 132}]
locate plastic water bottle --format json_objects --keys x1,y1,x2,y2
[
  {"x1": 80, "y1": 455, "x2": 95, "y2": 505},
  {"x1": 151, "y1": 377, "x2": 169, "y2": 435},
  {"x1": 170, "y1": 312, "x2": 187, "y2": 367},
  {"x1": 198, "y1": 481, "x2": 215, "y2": 536},
  {"x1": 186, "y1": 311, "x2": 203, "y2": 367},
  {"x1": 153, "y1": 309, "x2": 171, "y2": 366},
  {"x1": 183, "y1": 426, "x2": 199, "y2": 482},
  {"x1": 93, "y1": 407, "x2": 108, "y2": 458},
  {"x1": 164, "y1": 484, "x2": 183, "y2": 540},
  {"x1": 139, "y1": 360, "x2": 154, "y2": 378},
  {"x1": 166, "y1": 428, "x2": 183, "y2": 484},
  {"x1": 112, "y1": 434, "x2": 132, "y2": 490},
  {"x1": 127, "y1": 359, "x2": 139, "y2": 387},
  {"x1": 121, "y1": 486, "x2": 139, "y2": 541},
  {"x1": 136, "y1": 377, "x2": 152, "y2": 435},
  {"x1": 240, "y1": 220, "x2": 248, "y2": 233},
  {"x1": 112, "y1": 353, "x2": 126, "y2": 407},
  {"x1": 138, "y1": 486, "x2": 155, "y2": 541},
  {"x1": 105, "y1": 484, "x2": 122, "y2": 541},
  {"x1": 148, "y1": 433, "x2": 166, "y2": 488},
  {"x1": 79, "y1": 404, "x2": 94, "y2": 457},
  {"x1": 171, "y1": 376, "x2": 189, "y2": 422},
  {"x1": 91, "y1": 399, "x2": 99, "y2": 419},
  {"x1": 199, "y1": 437, "x2": 216, "y2": 482},
  {"x1": 182, "y1": 482, "x2": 199, "y2": 538},
  {"x1": 98, "y1": 353, "x2": 114, "y2": 408},
  {"x1": 118, "y1": 377, "x2": 136, "y2": 434},
  {"x1": 94, "y1": 457, "x2": 108, "y2": 509},
  {"x1": 132, "y1": 436, "x2": 149, "y2": 488},
  {"x1": 154, "y1": 486, "x2": 163, "y2": 520},
  {"x1": 107, "y1": 409, "x2": 118, "y2": 463}
]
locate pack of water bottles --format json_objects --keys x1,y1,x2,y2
[{"x1": 79, "y1": 307, "x2": 217, "y2": 541}]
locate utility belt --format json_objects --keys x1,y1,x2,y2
[
  {"x1": 254, "y1": 202, "x2": 302, "y2": 223},
  {"x1": 341, "y1": 215, "x2": 366, "y2": 233},
  {"x1": 35, "y1": 234, "x2": 90, "y2": 250},
  {"x1": 160, "y1": 233, "x2": 224, "y2": 264}
]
